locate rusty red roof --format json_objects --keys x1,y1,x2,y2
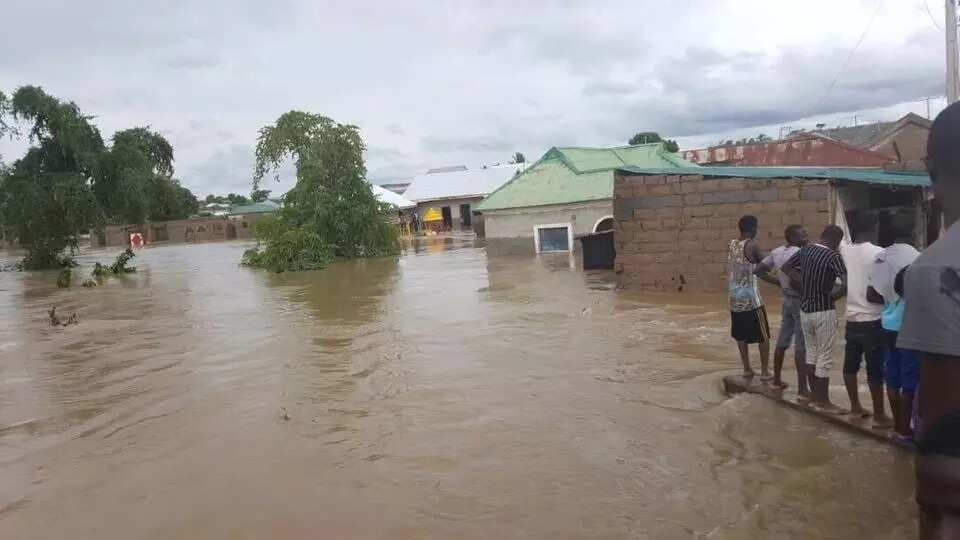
[{"x1": 680, "y1": 133, "x2": 893, "y2": 168}]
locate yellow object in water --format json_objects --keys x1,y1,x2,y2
[{"x1": 422, "y1": 208, "x2": 443, "y2": 222}]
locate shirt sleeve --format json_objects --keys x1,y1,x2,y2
[
  {"x1": 760, "y1": 252, "x2": 774, "y2": 267},
  {"x1": 782, "y1": 250, "x2": 801, "y2": 272},
  {"x1": 898, "y1": 263, "x2": 960, "y2": 356},
  {"x1": 830, "y1": 252, "x2": 847, "y2": 277}
]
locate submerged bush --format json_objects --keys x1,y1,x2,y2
[{"x1": 241, "y1": 111, "x2": 399, "y2": 273}]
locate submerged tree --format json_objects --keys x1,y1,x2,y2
[
  {"x1": 0, "y1": 86, "x2": 104, "y2": 269},
  {"x1": 0, "y1": 86, "x2": 199, "y2": 269},
  {"x1": 241, "y1": 111, "x2": 398, "y2": 273}
]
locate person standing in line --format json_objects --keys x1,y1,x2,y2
[
  {"x1": 895, "y1": 102, "x2": 960, "y2": 537},
  {"x1": 781, "y1": 225, "x2": 847, "y2": 413},
  {"x1": 839, "y1": 212, "x2": 891, "y2": 427},
  {"x1": 755, "y1": 224, "x2": 809, "y2": 393},
  {"x1": 867, "y1": 213, "x2": 920, "y2": 441},
  {"x1": 728, "y1": 215, "x2": 771, "y2": 380}
]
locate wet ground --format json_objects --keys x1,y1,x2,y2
[{"x1": 0, "y1": 235, "x2": 916, "y2": 539}]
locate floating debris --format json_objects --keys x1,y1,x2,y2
[
  {"x1": 81, "y1": 279, "x2": 97, "y2": 288},
  {"x1": 280, "y1": 407, "x2": 291, "y2": 421},
  {"x1": 56, "y1": 268, "x2": 71, "y2": 288},
  {"x1": 48, "y1": 307, "x2": 79, "y2": 327}
]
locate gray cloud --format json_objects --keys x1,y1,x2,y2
[{"x1": 0, "y1": 1, "x2": 946, "y2": 193}]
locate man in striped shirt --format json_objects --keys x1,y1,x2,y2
[{"x1": 782, "y1": 225, "x2": 848, "y2": 412}]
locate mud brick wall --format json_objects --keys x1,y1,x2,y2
[{"x1": 614, "y1": 173, "x2": 832, "y2": 292}]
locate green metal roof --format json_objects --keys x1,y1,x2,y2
[
  {"x1": 615, "y1": 166, "x2": 931, "y2": 187},
  {"x1": 229, "y1": 202, "x2": 279, "y2": 215},
  {"x1": 477, "y1": 143, "x2": 696, "y2": 211}
]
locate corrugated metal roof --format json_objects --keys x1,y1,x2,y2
[
  {"x1": 403, "y1": 163, "x2": 526, "y2": 202},
  {"x1": 615, "y1": 166, "x2": 931, "y2": 187},
  {"x1": 476, "y1": 143, "x2": 695, "y2": 211},
  {"x1": 371, "y1": 184, "x2": 415, "y2": 209},
  {"x1": 229, "y1": 201, "x2": 280, "y2": 215}
]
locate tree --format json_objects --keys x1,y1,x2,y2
[
  {"x1": 0, "y1": 86, "x2": 104, "y2": 269},
  {"x1": 0, "y1": 86, "x2": 197, "y2": 269},
  {"x1": 511, "y1": 152, "x2": 526, "y2": 164},
  {"x1": 250, "y1": 189, "x2": 271, "y2": 202},
  {"x1": 241, "y1": 111, "x2": 398, "y2": 272},
  {"x1": 629, "y1": 131, "x2": 679, "y2": 153},
  {"x1": 226, "y1": 193, "x2": 248, "y2": 205}
]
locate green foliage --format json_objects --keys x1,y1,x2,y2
[
  {"x1": 1, "y1": 87, "x2": 104, "y2": 269},
  {"x1": 511, "y1": 152, "x2": 525, "y2": 164},
  {"x1": 628, "y1": 131, "x2": 679, "y2": 152},
  {"x1": 241, "y1": 218, "x2": 334, "y2": 272},
  {"x1": 109, "y1": 248, "x2": 136, "y2": 273},
  {"x1": 91, "y1": 262, "x2": 109, "y2": 278},
  {"x1": 0, "y1": 86, "x2": 198, "y2": 270},
  {"x1": 243, "y1": 111, "x2": 398, "y2": 273},
  {"x1": 250, "y1": 188, "x2": 272, "y2": 202},
  {"x1": 204, "y1": 193, "x2": 249, "y2": 205}
]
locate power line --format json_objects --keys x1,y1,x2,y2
[
  {"x1": 925, "y1": 0, "x2": 943, "y2": 30},
  {"x1": 814, "y1": 0, "x2": 884, "y2": 112}
]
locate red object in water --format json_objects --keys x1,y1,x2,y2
[{"x1": 130, "y1": 233, "x2": 144, "y2": 248}]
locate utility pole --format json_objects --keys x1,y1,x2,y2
[{"x1": 948, "y1": 0, "x2": 959, "y2": 104}]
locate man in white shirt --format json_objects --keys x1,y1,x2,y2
[
  {"x1": 867, "y1": 213, "x2": 920, "y2": 440},
  {"x1": 840, "y1": 212, "x2": 890, "y2": 427},
  {"x1": 755, "y1": 224, "x2": 808, "y2": 394}
]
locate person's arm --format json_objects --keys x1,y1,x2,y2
[
  {"x1": 781, "y1": 252, "x2": 802, "y2": 290},
  {"x1": 830, "y1": 253, "x2": 847, "y2": 301},
  {"x1": 744, "y1": 240, "x2": 765, "y2": 265},
  {"x1": 754, "y1": 253, "x2": 780, "y2": 286},
  {"x1": 866, "y1": 286, "x2": 885, "y2": 305}
]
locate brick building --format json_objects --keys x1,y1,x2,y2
[{"x1": 613, "y1": 166, "x2": 930, "y2": 292}]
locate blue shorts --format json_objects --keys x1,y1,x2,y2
[{"x1": 884, "y1": 332, "x2": 919, "y2": 394}]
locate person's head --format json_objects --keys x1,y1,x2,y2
[
  {"x1": 820, "y1": 224, "x2": 844, "y2": 250},
  {"x1": 738, "y1": 215, "x2": 758, "y2": 239},
  {"x1": 890, "y1": 212, "x2": 916, "y2": 245},
  {"x1": 927, "y1": 101, "x2": 960, "y2": 228},
  {"x1": 850, "y1": 211, "x2": 877, "y2": 243},
  {"x1": 784, "y1": 224, "x2": 808, "y2": 247},
  {"x1": 917, "y1": 412, "x2": 960, "y2": 538}
]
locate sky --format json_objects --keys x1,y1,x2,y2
[{"x1": 0, "y1": 0, "x2": 953, "y2": 197}]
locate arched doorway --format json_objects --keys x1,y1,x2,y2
[{"x1": 593, "y1": 216, "x2": 614, "y2": 233}]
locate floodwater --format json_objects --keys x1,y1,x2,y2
[{"x1": 0, "y1": 235, "x2": 915, "y2": 539}]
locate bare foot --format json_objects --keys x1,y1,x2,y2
[
  {"x1": 848, "y1": 407, "x2": 872, "y2": 419},
  {"x1": 769, "y1": 380, "x2": 788, "y2": 391},
  {"x1": 815, "y1": 402, "x2": 848, "y2": 415},
  {"x1": 742, "y1": 370, "x2": 756, "y2": 379},
  {"x1": 872, "y1": 415, "x2": 893, "y2": 429}
]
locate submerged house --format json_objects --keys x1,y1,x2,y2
[
  {"x1": 229, "y1": 200, "x2": 280, "y2": 239},
  {"x1": 476, "y1": 143, "x2": 695, "y2": 254},
  {"x1": 403, "y1": 164, "x2": 526, "y2": 232},
  {"x1": 612, "y1": 166, "x2": 932, "y2": 292}
]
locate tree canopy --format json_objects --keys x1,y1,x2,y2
[
  {"x1": 0, "y1": 86, "x2": 199, "y2": 269},
  {"x1": 628, "y1": 131, "x2": 679, "y2": 152},
  {"x1": 241, "y1": 111, "x2": 398, "y2": 272},
  {"x1": 250, "y1": 189, "x2": 272, "y2": 202}
]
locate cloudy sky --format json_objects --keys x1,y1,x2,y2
[{"x1": 0, "y1": 0, "x2": 952, "y2": 196}]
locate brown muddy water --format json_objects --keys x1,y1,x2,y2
[{"x1": 0, "y1": 235, "x2": 915, "y2": 539}]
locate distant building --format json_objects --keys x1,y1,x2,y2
[
  {"x1": 807, "y1": 112, "x2": 932, "y2": 162},
  {"x1": 681, "y1": 113, "x2": 932, "y2": 167},
  {"x1": 228, "y1": 201, "x2": 279, "y2": 239},
  {"x1": 403, "y1": 163, "x2": 527, "y2": 233},
  {"x1": 680, "y1": 133, "x2": 893, "y2": 167},
  {"x1": 202, "y1": 202, "x2": 232, "y2": 216},
  {"x1": 476, "y1": 143, "x2": 695, "y2": 254},
  {"x1": 613, "y1": 166, "x2": 931, "y2": 292}
]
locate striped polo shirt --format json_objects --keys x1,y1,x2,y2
[{"x1": 784, "y1": 243, "x2": 847, "y2": 313}]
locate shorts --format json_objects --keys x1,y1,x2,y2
[
  {"x1": 842, "y1": 320, "x2": 885, "y2": 386},
  {"x1": 884, "y1": 331, "x2": 919, "y2": 394},
  {"x1": 801, "y1": 310, "x2": 838, "y2": 379},
  {"x1": 776, "y1": 295, "x2": 806, "y2": 353},
  {"x1": 731, "y1": 306, "x2": 770, "y2": 344}
]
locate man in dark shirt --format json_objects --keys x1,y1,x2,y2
[{"x1": 782, "y1": 225, "x2": 848, "y2": 412}]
